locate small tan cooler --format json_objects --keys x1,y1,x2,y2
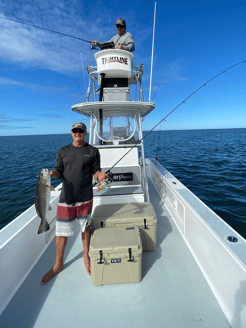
[{"x1": 89, "y1": 226, "x2": 142, "y2": 286}]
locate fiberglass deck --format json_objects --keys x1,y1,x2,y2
[{"x1": 0, "y1": 180, "x2": 230, "y2": 328}]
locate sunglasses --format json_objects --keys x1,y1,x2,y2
[
  {"x1": 116, "y1": 25, "x2": 124, "y2": 28},
  {"x1": 72, "y1": 128, "x2": 85, "y2": 134}
]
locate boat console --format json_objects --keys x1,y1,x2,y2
[{"x1": 72, "y1": 49, "x2": 155, "y2": 204}]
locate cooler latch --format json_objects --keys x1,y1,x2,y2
[
  {"x1": 127, "y1": 248, "x2": 134, "y2": 262},
  {"x1": 143, "y1": 218, "x2": 148, "y2": 229},
  {"x1": 98, "y1": 250, "x2": 104, "y2": 264}
]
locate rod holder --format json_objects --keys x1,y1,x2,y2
[{"x1": 227, "y1": 236, "x2": 238, "y2": 243}]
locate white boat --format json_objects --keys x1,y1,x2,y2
[{"x1": 0, "y1": 48, "x2": 245, "y2": 328}]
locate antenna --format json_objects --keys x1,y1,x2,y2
[{"x1": 149, "y1": 2, "x2": 157, "y2": 102}]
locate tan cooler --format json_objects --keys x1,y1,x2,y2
[
  {"x1": 89, "y1": 226, "x2": 142, "y2": 286},
  {"x1": 91, "y1": 202, "x2": 157, "y2": 252}
]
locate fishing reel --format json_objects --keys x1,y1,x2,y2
[
  {"x1": 90, "y1": 45, "x2": 99, "y2": 50},
  {"x1": 90, "y1": 41, "x2": 114, "y2": 51},
  {"x1": 100, "y1": 42, "x2": 114, "y2": 50},
  {"x1": 96, "y1": 172, "x2": 114, "y2": 192},
  {"x1": 90, "y1": 42, "x2": 114, "y2": 50}
]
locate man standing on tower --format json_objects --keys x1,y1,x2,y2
[{"x1": 90, "y1": 18, "x2": 135, "y2": 52}]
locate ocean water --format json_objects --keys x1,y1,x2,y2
[{"x1": 0, "y1": 129, "x2": 245, "y2": 238}]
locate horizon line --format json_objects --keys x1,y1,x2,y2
[{"x1": 0, "y1": 127, "x2": 246, "y2": 137}]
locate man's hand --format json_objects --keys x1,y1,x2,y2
[
  {"x1": 97, "y1": 171, "x2": 108, "y2": 181},
  {"x1": 49, "y1": 170, "x2": 60, "y2": 179},
  {"x1": 117, "y1": 42, "x2": 124, "y2": 50},
  {"x1": 90, "y1": 40, "x2": 98, "y2": 46}
]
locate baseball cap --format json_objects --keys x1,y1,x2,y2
[
  {"x1": 71, "y1": 122, "x2": 87, "y2": 131},
  {"x1": 116, "y1": 18, "x2": 126, "y2": 26}
]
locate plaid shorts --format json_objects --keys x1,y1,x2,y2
[{"x1": 56, "y1": 200, "x2": 93, "y2": 236}]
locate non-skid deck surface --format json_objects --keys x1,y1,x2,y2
[{"x1": 0, "y1": 181, "x2": 230, "y2": 328}]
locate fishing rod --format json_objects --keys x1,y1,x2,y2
[
  {"x1": 152, "y1": 61, "x2": 246, "y2": 103},
  {"x1": 72, "y1": 60, "x2": 246, "y2": 205},
  {"x1": 0, "y1": 16, "x2": 91, "y2": 43},
  {"x1": 106, "y1": 60, "x2": 246, "y2": 173}
]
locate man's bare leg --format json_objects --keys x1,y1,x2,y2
[
  {"x1": 82, "y1": 226, "x2": 91, "y2": 275},
  {"x1": 41, "y1": 236, "x2": 67, "y2": 285}
]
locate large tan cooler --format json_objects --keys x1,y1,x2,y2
[
  {"x1": 91, "y1": 202, "x2": 157, "y2": 252},
  {"x1": 89, "y1": 226, "x2": 142, "y2": 286}
]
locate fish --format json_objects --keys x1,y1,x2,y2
[{"x1": 35, "y1": 168, "x2": 55, "y2": 234}]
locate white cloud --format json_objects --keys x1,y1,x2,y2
[
  {"x1": 0, "y1": 118, "x2": 33, "y2": 122},
  {"x1": 165, "y1": 61, "x2": 188, "y2": 81},
  {"x1": 40, "y1": 114, "x2": 63, "y2": 118},
  {"x1": 0, "y1": 0, "x2": 151, "y2": 74},
  {"x1": 0, "y1": 0, "x2": 103, "y2": 72},
  {"x1": 0, "y1": 16, "x2": 88, "y2": 72},
  {"x1": 0, "y1": 76, "x2": 70, "y2": 94},
  {"x1": 0, "y1": 124, "x2": 34, "y2": 129}
]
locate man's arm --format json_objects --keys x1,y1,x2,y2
[{"x1": 118, "y1": 33, "x2": 135, "y2": 52}]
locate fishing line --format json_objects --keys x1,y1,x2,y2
[
  {"x1": 80, "y1": 52, "x2": 87, "y2": 95},
  {"x1": 0, "y1": 16, "x2": 91, "y2": 43},
  {"x1": 152, "y1": 65, "x2": 173, "y2": 102},
  {"x1": 156, "y1": 123, "x2": 162, "y2": 161},
  {"x1": 73, "y1": 59, "x2": 246, "y2": 204},
  {"x1": 71, "y1": 73, "x2": 86, "y2": 101}
]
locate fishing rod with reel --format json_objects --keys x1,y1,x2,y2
[
  {"x1": 104, "y1": 60, "x2": 246, "y2": 170},
  {"x1": 0, "y1": 16, "x2": 115, "y2": 51}
]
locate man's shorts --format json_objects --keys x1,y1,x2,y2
[{"x1": 56, "y1": 200, "x2": 93, "y2": 236}]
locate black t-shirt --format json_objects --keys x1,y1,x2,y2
[{"x1": 55, "y1": 143, "x2": 100, "y2": 204}]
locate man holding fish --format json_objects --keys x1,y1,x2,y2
[{"x1": 40, "y1": 122, "x2": 107, "y2": 285}]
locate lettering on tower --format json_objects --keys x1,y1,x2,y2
[{"x1": 101, "y1": 57, "x2": 128, "y2": 65}]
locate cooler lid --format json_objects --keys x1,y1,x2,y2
[
  {"x1": 92, "y1": 202, "x2": 157, "y2": 224},
  {"x1": 89, "y1": 227, "x2": 142, "y2": 254}
]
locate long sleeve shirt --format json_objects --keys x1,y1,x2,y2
[{"x1": 98, "y1": 31, "x2": 135, "y2": 52}]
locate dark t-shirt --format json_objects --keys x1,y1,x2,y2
[{"x1": 55, "y1": 143, "x2": 100, "y2": 204}]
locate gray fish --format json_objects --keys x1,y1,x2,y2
[{"x1": 35, "y1": 168, "x2": 54, "y2": 234}]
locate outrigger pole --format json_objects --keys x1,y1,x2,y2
[{"x1": 149, "y1": 2, "x2": 157, "y2": 102}]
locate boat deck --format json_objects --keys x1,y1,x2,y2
[{"x1": 0, "y1": 180, "x2": 230, "y2": 328}]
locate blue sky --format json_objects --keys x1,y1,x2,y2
[{"x1": 0, "y1": 0, "x2": 245, "y2": 136}]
